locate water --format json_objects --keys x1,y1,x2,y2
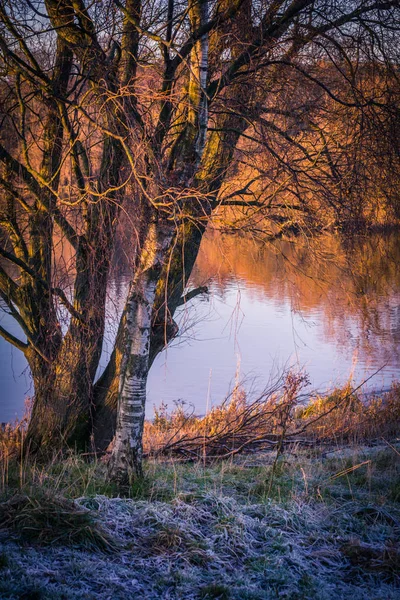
[{"x1": 1, "y1": 230, "x2": 400, "y2": 423}]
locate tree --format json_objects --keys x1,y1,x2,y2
[{"x1": 0, "y1": 0, "x2": 399, "y2": 481}]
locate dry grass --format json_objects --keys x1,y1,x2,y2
[
  {"x1": 0, "y1": 447, "x2": 399, "y2": 599},
  {"x1": 297, "y1": 382, "x2": 400, "y2": 444},
  {"x1": 0, "y1": 399, "x2": 31, "y2": 488},
  {"x1": 2, "y1": 376, "x2": 399, "y2": 469},
  {"x1": 0, "y1": 491, "x2": 116, "y2": 552},
  {"x1": 144, "y1": 372, "x2": 310, "y2": 459}
]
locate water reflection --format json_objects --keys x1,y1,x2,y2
[
  {"x1": 1, "y1": 230, "x2": 400, "y2": 422},
  {"x1": 147, "y1": 231, "x2": 400, "y2": 414}
]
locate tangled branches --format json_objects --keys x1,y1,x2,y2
[
  {"x1": 144, "y1": 374, "x2": 400, "y2": 462},
  {"x1": 144, "y1": 372, "x2": 311, "y2": 461}
]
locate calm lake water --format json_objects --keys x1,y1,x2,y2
[{"x1": 1, "y1": 230, "x2": 400, "y2": 423}]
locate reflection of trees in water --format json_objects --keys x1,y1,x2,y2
[
  {"x1": 190, "y1": 229, "x2": 400, "y2": 367},
  {"x1": 51, "y1": 227, "x2": 400, "y2": 369},
  {"x1": 326, "y1": 234, "x2": 400, "y2": 367}
]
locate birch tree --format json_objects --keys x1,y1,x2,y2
[{"x1": 0, "y1": 0, "x2": 399, "y2": 478}]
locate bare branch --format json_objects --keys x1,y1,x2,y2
[
  {"x1": 177, "y1": 285, "x2": 208, "y2": 306},
  {"x1": 0, "y1": 323, "x2": 28, "y2": 352},
  {"x1": 0, "y1": 144, "x2": 79, "y2": 250}
]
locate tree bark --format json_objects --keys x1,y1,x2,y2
[
  {"x1": 24, "y1": 350, "x2": 92, "y2": 454},
  {"x1": 92, "y1": 218, "x2": 206, "y2": 452},
  {"x1": 107, "y1": 220, "x2": 174, "y2": 484}
]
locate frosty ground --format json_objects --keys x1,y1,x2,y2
[{"x1": 0, "y1": 447, "x2": 399, "y2": 600}]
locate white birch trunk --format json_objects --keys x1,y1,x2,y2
[{"x1": 108, "y1": 222, "x2": 173, "y2": 484}]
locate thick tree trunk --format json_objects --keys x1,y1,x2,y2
[
  {"x1": 24, "y1": 354, "x2": 91, "y2": 454},
  {"x1": 107, "y1": 221, "x2": 174, "y2": 484},
  {"x1": 25, "y1": 235, "x2": 114, "y2": 454},
  {"x1": 24, "y1": 322, "x2": 102, "y2": 454}
]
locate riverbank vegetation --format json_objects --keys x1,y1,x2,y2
[{"x1": 0, "y1": 382, "x2": 399, "y2": 599}]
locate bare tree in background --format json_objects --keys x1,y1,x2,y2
[{"x1": 0, "y1": 0, "x2": 399, "y2": 482}]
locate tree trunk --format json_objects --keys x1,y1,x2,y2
[
  {"x1": 107, "y1": 220, "x2": 174, "y2": 484},
  {"x1": 24, "y1": 238, "x2": 114, "y2": 454},
  {"x1": 92, "y1": 219, "x2": 206, "y2": 452},
  {"x1": 25, "y1": 341, "x2": 94, "y2": 454}
]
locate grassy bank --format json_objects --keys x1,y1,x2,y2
[{"x1": 0, "y1": 385, "x2": 399, "y2": 599}]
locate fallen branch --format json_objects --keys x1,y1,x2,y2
[{"x1": 144, "y1": 370, "x2": 400, "y2": 462}]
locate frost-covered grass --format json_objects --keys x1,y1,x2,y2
[{"x1": 0, "y1": 445, "x2": 399, "y2": 599}]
